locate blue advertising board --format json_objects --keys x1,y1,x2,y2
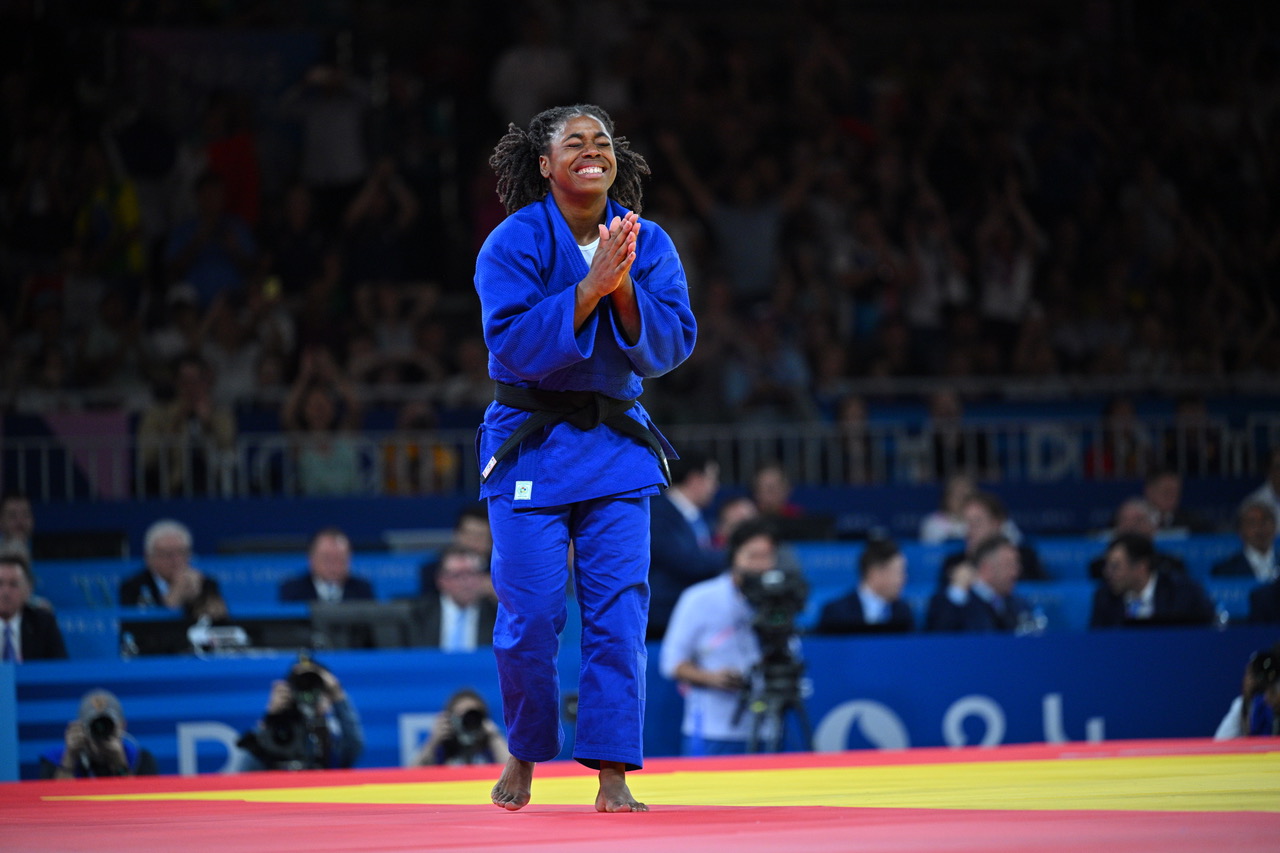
[{"x1": 6, "y1": 625, "x2": 1276, "y2": 781}]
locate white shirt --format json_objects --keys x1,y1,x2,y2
[
  {"x1": 440, "y1": 596, "x2": 479, "y2": 652},
  {"x1": 1244, "y1": 546, "x2": 1278, "y2": 583},
  {"x1": 857, "y1": 586, "x2": 891, "y2": 624},
  {"x1": 666, "y1": 487, "x2": 711, "y2": 548},
  {"x1": 660, "y1": 573, "x2": 770, "y2": 743},
  {"x1": 1, "y1": 614, "x2": 23, "y2": 663},
  {"x1": 1124, "y1": 575, "x2": 1158, "y2": 620},
  {"x1": 1214, "y1": 695, "x2": 1245, "y2": 740},
  {"x1": 579, "y1": 237, "x2": 600, "y2": 266},
  {"x1": 312, "y1": 579, "x2": 344, "y2": 603}
]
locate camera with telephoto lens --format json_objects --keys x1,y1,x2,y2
[
  {"x1": 452, "y1": 708, "x2": 487, "y2": 749},
  {"x1": 236, "y1": 653, "x2": 334, "y2": 770},
  {"x1": 85, "y1": 713, "x2": 117, "y2": 742},
  {"x1": 733, "y1": 566, "x2": 810, "y2": 749},
  {"x1": 739, "y1": 567, "x2": 808, "y2": 643},
  {"x1": 287, "y1": 658, "x2": 329, "y2": 713}
]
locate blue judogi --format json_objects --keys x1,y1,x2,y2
[{"x1": 476, "y1": 194, "x2": 697, "y2": 770}]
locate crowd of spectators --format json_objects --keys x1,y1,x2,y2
[{"x1": 2, "y1": 1, "x2": 1277, "y2": 447}]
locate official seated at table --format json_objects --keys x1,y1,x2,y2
[
  {"x1": 1090, "y1": 531, "x2": 1216, "y2": 628},
  {"x1": 279, "y1": 527, "x2": 375, "y2": 603},
  {"x1": 814, "y1": 537, "x2": 914, "y2": 634},
  {"x1": 417, "y1": 545, "x2": 497, "y2": 651}
]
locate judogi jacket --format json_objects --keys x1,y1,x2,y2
[{"x1": 475, "y1": 194, "x2": 697, "y2": 507}]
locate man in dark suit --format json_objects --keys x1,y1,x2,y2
[
  {"x1": 1250, "y1": 580, "x2": 1280, "y2": 623},
  {"x1": 816, "y1": 537, "x2": 914, "y2": 634},
  {"x1": 937, "y1": 490, "x2": 1047, "y2": 586},
  {"x1": 119, "y1": 518, "x2": 226, "y2": 619},
  {"x1": 926, "y1": 534, "x2": 1034, "y2": 633},
  {"x1": 279, "y1": 527, "x2": 375, "y2": 602},
  {"x1": 1143, "y1": 468, "x2": 1213, "y2": 533},
  {"x1": 418, "y1": 545, "x2": 498, "y2": 651},
  {"x1": 1087, "y1": 498, "x2": 1189, "y2": 579},
  {"x1": 1089, "y1": 531, "x2": 1217, "y2": 628},
  {"x1": 418, "y1": 504, "x2": 493, "y2": 595},
  {"x1": 647, "y1": 452, "x2": 725, "y2": 640},
  {"x1": 1212, "y1": 499, "x2": 1279, "y2": 583},
  {"x1": 0, "y1": 553, "x2": 67, "y2": 661}
]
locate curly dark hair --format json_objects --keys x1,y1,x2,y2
[{"x1": 488, "y1": 104, "x2": 651, "y2": 215}]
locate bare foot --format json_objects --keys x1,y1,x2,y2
[
  {"x1": 491, "y1": 756, "x2": 534, "y2": 811},
  {"x1": 594, "y1": 761, "x2": 648, "y2": 813}
]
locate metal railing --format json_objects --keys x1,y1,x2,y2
[{"x1": 4, "y1": 414, "x2": 1277, "y2": 503}]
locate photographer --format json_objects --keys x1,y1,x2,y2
[
  {"x1": 660, "y1": 518, "x2": 806, "y2": 755},
  {"x1": 234, "y1": 655, "x2": 364, "y2": 772},
  {"x1": 414, "y1": 688, "x2": 510, "y2": 766},
  {"x1": 40, "y1": 690, "x2": 157, "y2": 779}
]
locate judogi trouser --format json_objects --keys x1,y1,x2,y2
[{"x1": 488, "y1": 492, "x2": 650, "y2": 770}]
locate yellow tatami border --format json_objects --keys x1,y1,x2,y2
[{"x1": 47, "y1": 751, "x2": 1280, "y2": 813}]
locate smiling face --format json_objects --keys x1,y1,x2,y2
[{"x1": 539, "y1": 114, "x2": 616, "y2": 210}]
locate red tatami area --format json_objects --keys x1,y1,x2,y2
[{"x1": 3, "y1": 740, "x2": 1277, "y2": 853}]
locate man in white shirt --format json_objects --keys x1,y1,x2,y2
[{"x1": 660, "y1": 518, "x2": 787, "y2": 755}]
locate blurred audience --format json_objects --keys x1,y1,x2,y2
[{"x1": 135, "y1": 351, "x2": 236, "y2": 497}]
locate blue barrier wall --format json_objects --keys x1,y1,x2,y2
[{"x1": 8, "y1": 625, "x2": 1277, "y2": 780}]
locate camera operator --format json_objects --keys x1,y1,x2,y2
[
  {"x1": 414, "y1": 688, "x2": 510, "y2": 766},
  {"x1": 234, "y1": 654, "x2": 364, "y2": 771},
  {"x1": 660, "y1": 518, "x2": 807, "y2": 755},
  {"x1": 39, "y1": 690, "x2": 157, "y2": 779}
]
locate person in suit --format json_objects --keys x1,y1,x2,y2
[
  {"x1": 815, "y1": 537, "x2": 914, "y2": 634},
  {"x1": 418, "y1": 503, "x2": 493, "y2": 595},
  {"x1": 279, "y1": 527, "x2": 375, "y2": 602},
  {"x1": 418, "y1": 545, "x2": 499, "y2": 651},
  {"x1": 0, "y1": 492, "x2": 34, "y2": 556},
  {"x1": 1089, "y1": 531, "x2": 1217, "y2": 628},
  {"x1": 119, "y1": 519, "x2": 227, "y2": 620},
  {"x1": 1143, "y1": 467, "x2": 1213, "y2": 533},
  {"x1": 937, "y1": 490, "x2": 1047, "y2": 585},
  {"x1": 0, "y1": 553, "x2": 67, "y2": 662},
  {"x1": 1249, "y1": 579, "x2": 1280, "y2": 623},
  {"x1": 925, "y1": 534, "x2": 1034, "y2": 633},
  {"x1": 1087, "y1": 497, "x2": 1190, "y2": 579},
  {"x1": 1212, "y1": 498, "x2": 1279, "y2": 583},
  {"x1": 647, "y1": 452, "x2": 725, "y2": 640}
]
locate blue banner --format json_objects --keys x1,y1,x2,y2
[{"x1": 8, "y1": 626, "x2": 1276, "y2": 780}]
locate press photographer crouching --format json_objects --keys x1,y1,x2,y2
[
  {"x1": 414, "y1": 688, "x2": 511, "y2": 766},
  {"x1": 235, "y1": 654, "x2": 364, "y2": 771},
  {"x1": 40, "y1": 689, "x2": 158, "y2": 778}
]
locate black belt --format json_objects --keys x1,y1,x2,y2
[{"x1": 481, "y1": 382, "x2": 670, "y2": 486}]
